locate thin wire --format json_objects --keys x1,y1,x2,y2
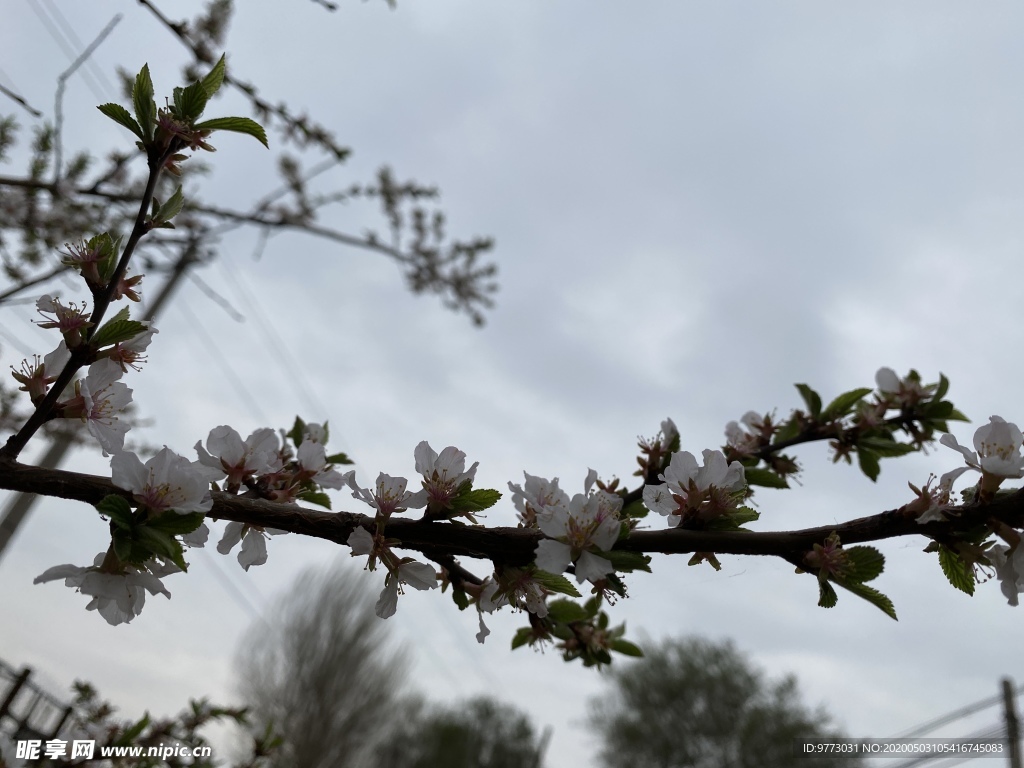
[
  {"x1": 886, "y1": 723, "x2": 1007, "y2": 768},
  {"x1": 52, "y1": 14, "x2": 122, "y2": 184},
  {"x1": 218, "y1": 236, "x2": 333, "y2": 425},
  {"x1": 174, "y1": 295, "x2": 271, "y2": 424},
  {"x1": 197, "y1": 547, "x2": 268, "y2": 624},
  {"x1": 38, "y1": 0, "x2": 117, "y2": 97},
  {"x1": 892, "y1": 684, "x2": 1023, "y2": 738},
  {"x1": 25, "y1": 0, "x2": 106, "y2": 104}
]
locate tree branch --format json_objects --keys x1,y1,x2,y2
[{"x1": 2, "y1": 455, "x2": 1021, "y2": 567}]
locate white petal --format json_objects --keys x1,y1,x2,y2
[
  {"x1": 217, "y1": 521, "x2": 245, "y2": 554},
  {"x1": 34, "y1": 564, "x2": 87, "y2": 585},
  {"x1": 574, "y1": 550, "x2": 614, "y2": 583},
  {"x1": 643, "y1": 483, "x2": 678, "y2": 517},
  {"x1": 875, "y1": 367, "x2": 900, "y2": 393},
  {"x1": 413, "y1": 440, "x2": 437, "y2": 475},
  {"x1": 375, "y1": 577, "x2": 399, "y2": 619},
  {"x1": 348, "y1": 526, "x2": 374, "y2": 555},
  {"x1": 398, "y1": 561, "x2": 437, "y2": 590},
  {"x1": 111, "y1": 451, "x2": 148, "y2": 494},
  {"x1": 534, "y1": 540, "x2": 572, "y2": 575},
  {"x1": 238, "y1": 532, "x2": 269, "y2": 570},
  {"x1": 182, "y1": 523, "x2": 209, "y2": 548},
  {"x1": 476, "y1": 612, "x2": 491, "y2": 644}
]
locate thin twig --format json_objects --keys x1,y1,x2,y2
[{"x1": 0, "y1": 84, "x2": 43, "y2": 118}]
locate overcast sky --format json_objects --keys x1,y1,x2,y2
[{"x1": 2, "y1": 1, "x2": 1023, "y2": 765}]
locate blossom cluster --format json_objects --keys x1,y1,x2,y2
[{"x1": 32, "y1": 420, "x2": 346, "y2": 624}]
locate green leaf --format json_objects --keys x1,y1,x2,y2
[
  {"x1": 192, "y1": 116, "x2": 269, "y2": 148},
  {"x1": 822, "y1": 387, "x2": 873, "y2": 420},
  {"x1": 834, "y1": 579, "x2": 898, "y2": 620},
  {"x1": 451, "y1": 488, "x2": 501, "y2": 513},
  {"x1": 775, "y1": 418, "x2": 801, "y2": 443},
  {"x1": 326, "y1": 451, "x2": 353, "y2": 465},
  {"x1": 857, "y1": 436, "x2": 916, "y2": 458},
  {"x1": 132, "y1": 65, "x2": 155, "y2": 142},
  {"x1": 288, "y1": 416, "x2": 306, "y2": 447},
  {"x1": 91, "y1": 307, "x2": 148, "y2": 349},
  {"x1": 97, "y1": 103, "x2": 145, "y2": 141},
  {"x1": 610, "y1": 639, "x2": 643, "y2": 657},
  {"x1": 818, "y1": 579, "x2": 838, "y2": 608},
  {"x1": 933, "y1": 373, "x2": 950, "y2": 402},
  {"x1": 843, "y1": 546, "x2": 885, "y2": 583},
  {"x1": 948, "y1": 408, "x2": 970, "y2": 422},
  {"x1": 857, "y1": 448, "x2": 880, "y2": 482},
  {"x1": 135, "y1": 526, "x2": 187, "y2": 571},
  {"x1": 97, "y1": 233, "x2": 121, "y2": 282},
  {"x1": 938, "y1": 545, "x2": 975, "y2": 596},
  {"x1": 173, "y1": 81, "x2": 210, "y2": 122},
  {"x1": 705, "y1": 506, "x2": 759, "y2": 530},
  {"x1": 511, "y1": 627, "x2": 533, "y2": 650},
  {"x1": 147, "y1": 512, "x2": 206, "y2": 536},
  {"x1": 111, "y1": 531, "x2": 136, "y2": 563},
  {"x1": 795, "y1": 383, "x2": 822, "y2": 418},
  {"x1": 96, "y1": 494, "x2": 133, "y2": 530},
  {"x1": 298, "y1": 490, "x2": 332, "y2": 510},
  {"x1": 200, "y1": 54, "x2": 227, "y2": 97},
  {"x1": 546, "y1": 599, "x2": 589, "y2": 624},
  {"x1": 532, "y1": 570, "x2": 582, "y2": 598},
  {"x1": 452, "y1": 588, "x2": 469, "y2": 610},
  {"x1": 620, "y1": 499, "x2": 649, "y2": 518},
  {"x1": 743, "y1": 468, "x2": 789, "y2": 489},
  {"x1": 601, "y1": 549, "x2": 653, "y2": 573},
  {"x1": 152, "y1": 185, "x2": 184, "y2": 225}
]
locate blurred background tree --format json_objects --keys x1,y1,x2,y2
[
  {"x1": 372, "y1": 695, "x2": 549, "y2": 768},
  {"x1": 234, "y1": 561, "x2": 550, "y2": 768},
  {"x1": 588, "y1": 636, "x2": 863, "y2": 768},
  {"x1": 234, "y1": 561, "x2": 406, "y2": 768}
]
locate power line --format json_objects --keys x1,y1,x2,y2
[
  {"x1": 37, "y1": 0, "x2": 117, "y2": 97},
  {"x1": 24, "y1": 0, "x2": 106, "y2": 104},
  {"x1": 893, "y1": 683, "x2": 1024, "y2": 738}
]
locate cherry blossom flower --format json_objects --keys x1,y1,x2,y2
[
  {"x1": 78, "y1": 358, "x2": 133, "y2": 456},
  {"x1": 988, "y1": 544, "x2": 1024, "y2": 606},
  {"x1": 534, "y1": 490, "x2": 621, "y2": 583},
  {"x1": 875, "y1": 367, "x2": 934, "y2": 407},
  {"x1": 347, "y1": 524, "x2": 437, "y2": 618},
  {"x1": 195, "y1": 425, "x2": 280, "y2": 489},
  {"x1": 34, "y1": 294, "x2": 92, "y2": 347},
  {"x1": 940, "y1": 416, "x2": 1024, "y2": 494},
  {"x1": 724, "y1": 411, "x2": 767, "y2": 455},
  {"x1": 303, "y1": 422, "x2": 327, "y2": 444},
  {"x1": 643, "y1": 449, "x2": 746, "y2": 527},
  {"x1": 111, "y1": 447, "x2": 217, "y2": 514},
  {"x1": 59, "y1": 240, "x2": 104, "y2": 285},
  {"x1": 903, "y1": 470, "x2": 967, "y2": 524},
  {"x1": 508, "y1": 472, "x2": 570, "y2": 526},
  {"x1": 479, "y1": 570, "x2": 549, "y2": 619},
  {"x1": 34, "y1": 553, "x2": 177, "y2": 625},
  {"x1": 104, "y1": 324, "x2": 158, "y2": 373},
  {"x1": 414, "y1": 440, "x2": 479, "y2": 511},
  {"x1": 217, "y1": 522, "x2": 287, "y2": 571},
  {"x1": 11, "y1": 342, "x2": 70, "y2": 403},
  {"x1": 345, "y1": 471, "x2": 427, "y2": 521}
]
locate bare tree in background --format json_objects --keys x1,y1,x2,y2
[{"x1": 235, "y1": 561, "x2": 407, "y2": 768}]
